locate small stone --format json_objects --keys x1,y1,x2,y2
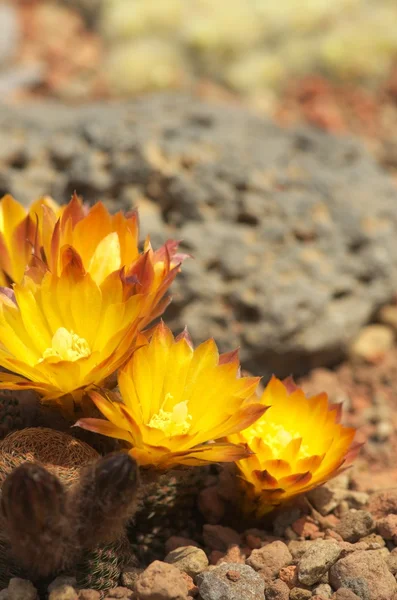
[
  {"x1": 48, "y1": 586, "x2": 78, "y2": 600},
  {"x1": 121, "y1": 568, "x2": 144, "y2": 589},
  {"x1": 335, "y1": 510, "x2": 374, "y2": 542},
  {"x1": 8, "y1": 579, "x2": 38, "y2": 600},
  {"x1": 289, "y1": 588, "x2": 312, "y2": 600},
  {"x1": 202, "y1": 524, "x2": 241, "y2": 551},
  {"x1": 349, "y1": 325, "x2": 394, "y2": 363},
  {"x1": 292, "y1": 516, "x2": 320, "y2": 538},
  {"x1": 312, "y1": 583, "x2": 332, "y2": 598},
  {"x1": 180, "y1": 573, "x2": 198, "y2": 597},
  {"x1": 329, "y1": 550, "x2": 397, "y2": 600},
  {"x1": 377, "y1": 514, "x2": 397, "y2": 541},
  {"x1": 216, "y1": 545, "x2": 246, "y2": 565},
  {"x1": 105, "y1": 588, "x2": 133, "y2": 599},
  {"x1": 47, "y1": 575, "x2": 77, "y2": 593},
  {"x1": 298, "y1": 540, "x2": 341, "y2": 585},
  {"x1": 198, "y1": 563, "x2": 264, "y2": 600},
  {"x1": 165, "y1": 537, "x2": 200, "y2": 554},
  {"x1": 333, "y1": 589, "x2": 362, "y2": 599},
  {"x1": 49, "y1": 578, "x2": 77, "y2": 594},
  {"x1": 246, "y1": 541, "x2": 292, "y2": 577},
  {"x1": 288, "y1": 540, "x2": 315, "y2": 559},
  {"x1": 278, "y1": 565, "x2": 298, "y2": 588},
  {"x1": 0, "y1": 590, "x2": 8, "y2": 600},
  {"x1": 308, "y1": 485, "x2": 368, "y2": 516},
  {"x1": 164, "y1": 546, "x2": 209, "y2": 578},
  {"x1": 78, "y1": 592, "x2": 101, "y2": 600},
  {"x1": 378, "y1": 305, "x2": 397, "y2": 331},
  {"x1": 264, "y1": 578, "x2": 290, "y2": 600},
  {"x1": 135, "y1": 560, "x2": 189, "y2": 599},
  {"x1": 367, "y1": 489, "x2": 397, "y2": 519},
  {"x1": 386, "y1": 548, "x2": 397, "y2": 574}
]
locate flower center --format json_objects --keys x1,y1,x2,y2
[
  {"x1": 248, "y1": 421, "x2": 310, "y2": 458},
  {"x1": 40, "y1": 327, "x2": 91, "y2": 362},
  {"x1": 148, "y1": 396, "x2": 192, "y2": 437}
]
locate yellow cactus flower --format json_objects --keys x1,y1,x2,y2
[
  {"x1": 0, "y1": 247, "x2": 178, "y2": 412},
  {"x1": 0, "y1": 194, "x2": 60, "y2": 286},
  {"x1": 38, "y1": 193, "x2": 185, "y2": 326},
  {"x1": 229, "y1": 376, "x2": 360, "y2": 517},
  {"x1": 0, "y1": 193, "x2": 184, "y2": 329},
  {"x1": 76, "y1": 322, "x2": 267, "y2": 469}
]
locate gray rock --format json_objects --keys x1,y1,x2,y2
[
  {"x1": 335, "y1": 510, "x2": 375, "y2": 542},
  {"x1": 164, "y1": 546, "x2": 209, "y2": 578},
  {"x1": 1, "y1": 95, "x2": 397, "y2": 375},
  {"x1": 7, "y1": 578, "x2": 37, "y2": 600},
  {"x1": 198, "y1": 562, "x2": 265, "y2": 600},
  {"x1": 298, "y1": 539, "x2": 341, "y2": 585}
]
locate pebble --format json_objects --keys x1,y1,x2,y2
[
  {"x1": 335, "y1": 510, "x2": 374, "y2": 542},
  {"x1": 333, "y1": 589, "x2": 362, "y2": 600},
  {"x1": 367, "y1": 489, "x2": 397, "y2": 519},
  {"x1": 246, "y1": 540, "x2": 292, "y2": 578},
  {"x1": 135, "y1": 560, "x2": 189, "y2": 600},
  {"x1": 48, "y1": 578, "x2": 77, "y2": 593},
  {"x1": 292, "y1": 516, "x2": 320, "y2": 538},
  {"x1": 312, "y1": 582, "x2": 332, "y2": 598},
  {"x1": 264, "y1": 578, "x2": 290, "y2": 600},
  {"x1": 164, "y1": 546, "x2": 209, "y2": 578},
  {"x1": 202, "y1": 525, "x2": 241, "y2": 551},
  {"x1": 376, "y1": 514, "x2": 397, "y2": 541},
  {"x1": 298, "y1": 539, "x2": 341, "y2": 585},
  {"x1": 48, "y1": 586, "x2": 78, "y2": 600},
  {"x1": 278, "y1": 565, "x2": 298, "y2": 588},
  {"x1": 289, "y1": 588, "x2": 312, "y2": 600},
  {"x1": 7, "y1": 579, "x2": 38, "y2": 600},
  {"x1": 216, "y1": 545, "x2": 247, "y2": 565},
  {"x1": 0, "y1": 591, "x2": 7, "y2": 600},
  {"x1": 121, "y1": 568, "x2": 144, "y2": 589},
  {"x1": 308, "y1": 484, "x2": 368, "y2": 516},
  {"x1": 329, "y1": 550, "x2": 397, "y2": 600},
  {"x1": 378, "y1": 304, "x2": 397, "y2": 331},
  {"x1": 386, "y1": 548, "x2": 397, "y2": 574},
  {"x1": 349, "y1": 325, "x2": 394, "y2": 363},
  {"x1": 180, "y1": 573, "x2": 198, "y2": 597},
  {"x1": 105, "y1": 588, "x2": 133, "y2": 599},
  {"x1": 198, "y1": 563, "x2": 264, "y2": 600},
  {"x1": 288, "y1": 540, "x2": 315, "y2": 559},
  {"x1": 78, "y1": 591, "x2": 101, "y2": 600}
]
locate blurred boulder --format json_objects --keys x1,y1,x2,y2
[{"x1": 1, "y1": 94, "x2": 397, "y2": 376}]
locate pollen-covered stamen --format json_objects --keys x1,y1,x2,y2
[
  {"x1": 39, "y1": 327, "x2": 91, "y2": 363},
  {"x1": 248, "y1": 421, "x2": 310, "y2": 458},
  {"x1": 148, "y1": 396, "x2": 192, "y2": 437}
]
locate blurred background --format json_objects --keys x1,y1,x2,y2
[
  {"x1": 2, "y1": 0, "x2": 397, "y2": 176},
  {"x1": 0, "y1": 4, "x2": 394, "y2": 114}
]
